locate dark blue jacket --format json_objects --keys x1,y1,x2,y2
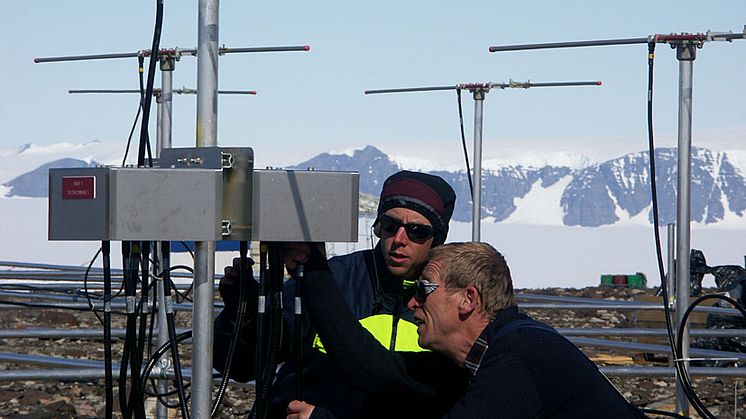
[{"x1": 301, "y1": 266, "x2": 645, "y2": 419}]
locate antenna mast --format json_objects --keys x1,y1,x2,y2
[
  {"x1": 366, "y1": 79, "x2": 602, "y2": 241},
  {"x1": 489, "y1": 26, "x2": 745, "y2": 417}
]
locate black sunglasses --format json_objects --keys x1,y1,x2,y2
[
  {"x1": 413, "y1": 278, "x2": 440, "y2": 302},
  {"x1": 376, "y1": 214, "x2": 435, "y2": 242}
]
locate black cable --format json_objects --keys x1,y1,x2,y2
[
  {"x1": 254, "y1": 245, "x2": 269, "y2": 419},
  {"x1": 261, "y1": 244, "x2": 285, "y2": 418},
  {"x1": 130, "y1": 242, "x2": 150, "y2": 418},
  {"x1": 122, "y1": 56, "x2": 145, "y2": 167},
  {"x1": 675, "y1": 295, "x2": 746, "y2": 419},
  {"x1": 141, "y1": 330, "x2": 193, "y2": 404},
  {"x1": 645, "y1": 41, "x2": 678, "y2": 355},
  {"x1": 119, "y1": 242, "x2": 133, "y2": 419},
  {"x1": 456, "y1": 88, "x2": 474, "y2": 199},
  {"x1": 161, "y1": 241, "x2": 191, "y2": 419},
  {"x1": 83, "y1": 247, "x2": 104, "y2": 324},
  {"x1": 212, "y1": 241, "x2": 252, "y2": 417},
  {"x1": 137, "y1": 0, "x2": 164, "y2": 168},
  {"x1": 102, "y1": 241, "x2": 114, "y2": 419}
]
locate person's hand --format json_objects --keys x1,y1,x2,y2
[
  {"x1": 218, "y1": 257, "x2": 256, "y2": 312},
  {"x1": 286, "y1": 400, "x2": 316, "y2": 419},
  {"x1": 283, "y1": 243, "x2": 327, "y2": 276}
]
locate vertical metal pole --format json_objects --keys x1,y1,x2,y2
[
  {"x1": 155, "y1": 57, "x2": 174, "y2": 419},
  {"x1": 193, "y1": 0, "x2": 219, "y2": 417},
  {"x1": 674, "y1": 43, "x2": 696, "y2": 417},
  {"x1": 155, "y1": 96, "x2": 163, "y2": 153},
  {"x1": 667, "y1": 223, "x2": 687, "y2": 411},
  {"x1": 471, "y1": 90, "x2": 485, "y2": 242},
  {"x1": 160, "y1": 58, "x2": 174, "y2": 152},
  {"x1": 666, "y1": 223, "x2": 676, "y2": 307}
]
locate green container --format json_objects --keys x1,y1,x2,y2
[{"x1": 599, "y1": 273, "x2": 647, "y2": 288}]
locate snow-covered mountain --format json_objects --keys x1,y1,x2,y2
[
  {"x1": 290, "y1": 145, "x2": 746, "y2": 228},
  {"x1": 2, "y1": 141, "x2": 744, "y2": 288},
  {"x1": 4, "y1": 143, "x2": 746, "y2": 229}
]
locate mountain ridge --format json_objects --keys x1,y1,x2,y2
[{"x1": 4, "y1": 144, "x2": 745, "y2": 228}]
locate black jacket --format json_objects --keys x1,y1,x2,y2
[{"x1": 213, "y1": 245, "x2": 467, "y2": 418}]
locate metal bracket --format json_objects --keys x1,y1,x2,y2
[
  {"x1": 222, "y1": 220, "x2": 232, "y2": 236},
  {"x1": 221, "y1": 152, "x2": 234, "y2": 169}
]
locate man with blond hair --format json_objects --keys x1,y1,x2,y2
[{"x1": 288, "y1": 242, "x2": 645, "y2": 418}]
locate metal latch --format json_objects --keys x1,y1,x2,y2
[{"x1": 221, "y1": 152, "x2": 234, "y2": 169}]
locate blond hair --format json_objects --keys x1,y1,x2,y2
[{"x1": 428, "y1": 242, "x2": 516, "y2": 318}]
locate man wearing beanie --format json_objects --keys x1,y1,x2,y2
[{"x1": 213, "y1": 170, "x2": 466, "y2": 418}]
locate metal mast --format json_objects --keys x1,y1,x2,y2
[{"x1": 488, "y1": 27, "x2": 745, "y2": 417}]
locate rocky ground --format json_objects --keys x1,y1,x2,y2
[{"x1": 0, "y1": 286, "x2": 743, "y2": 418}]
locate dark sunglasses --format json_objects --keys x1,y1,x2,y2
[
  {"x1": 376, "y1": 214, "x2": 435, "y2": 242},
  {"x1": 413, "y1": 278, "x2": 440, "y2": 302}
]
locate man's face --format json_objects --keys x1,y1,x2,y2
[
  {"x1": 406, "y1": 258, "x2": 460, "y2": 353},
  {"x1": 379, "y1": 207, "x2": 434, "y2": 278}
]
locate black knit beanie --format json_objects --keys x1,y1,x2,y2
[{"x1": 376, "y1": 170, "x2": 456, "y2": 246}]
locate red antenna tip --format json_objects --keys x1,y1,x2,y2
[
  {"x1": 303, "y1": 45, "x2": 311, "y2": 51},
  {"x1": 596, "y1": 81, "x2": 603, "y2": 86}
]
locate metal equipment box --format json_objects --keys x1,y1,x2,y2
[
  {"x1": 49, "y1": 167, "x2": 224, "y2": 241},
  {"x1": 251, "y1": 169, "x2": 359, "y2": 242},
  {"x1": 159, "y1": 146, "x2": 254, "y2": 241}
]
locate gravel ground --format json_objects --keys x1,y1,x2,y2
[{"x1": 0, "y1": 286, "x2": 743, "y2": 418}]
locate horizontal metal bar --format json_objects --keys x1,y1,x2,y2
[
  {"x1": 68, "y1": 89, "x2": 257, "y2": 95},
  {"x1": 220, "y1": 45, "x2": 310, "y2": 54},
  {"x1": 0, "y1": 327, "x2": 190, "y2": 339},
  {"x1": 568, "y1": 337, "x2": 746, "y2": 361},
  {"x1": 517, "y1": 293, "x2": 646, "y2": 304},
  {"x1": 601, "y1": 366, "x2": 746, "y2": 377},
  {"x1": 0, "y1": 368, "x2": 256, "y2": 385},
  {"x1": 558, "y1": 327, "x2": 746, "y2": 337},
  {"x1": 365, "y1": 85, "x2": 457, "y2": 94},
  {"x1": 34, "y1": 51, "x2": 145, "y2": 63},
  {"x1": 34, "y1": 45, "x2": 310, "y2": 63},
  {"x1": 0, "y1": 260, "x2": 115, "y2": 272},
  {"x1": 0, "y1": 351, "x2": 110, "y2": 369},
  {"x1": 519, "y1": 302, "x2": 742, "y2": 316},
  {"x1": 0, "y1": 300, "x2": 209, "y2": 312},
  {"x1": 489, "y1": 37, "x2": 649, "y2": 52},
  {"x1": 0, "y1": 368, "x2": 115, "y2": 381}
]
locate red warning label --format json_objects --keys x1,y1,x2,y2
[{"x1": 62, "y1": 176, "x2": 96, "y2": 200}]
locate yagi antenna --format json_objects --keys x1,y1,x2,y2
[
  {"x1": 34, "y1": 45, "x2": 311, "y2": 63},
  {"x1": 366, "y1": 79, "x2": 602, "y2": 242},
  {"x1": 488, "y1": 29, "x2": 744, "y2": 52},
  {"x1": 488, "y1": 27, "x2": 745, "y2": 418},
  {"x1": 36, "y1": 44, "x2": 308, "y2": 155}
]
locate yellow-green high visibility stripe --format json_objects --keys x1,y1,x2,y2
[{"x1": 312, "y1": 313, "x2": 426, "y2": 353}]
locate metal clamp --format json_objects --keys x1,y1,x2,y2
[
  {"x1": 221, "y1": 152, "x2": 234, "y2": 169},
  {"x1": 222, "y1": 220, "x2": 232, "y2": 236}
]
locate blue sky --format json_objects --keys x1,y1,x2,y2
[{"x1": 1, "y1": 1, "x2": 744, "y2": 169}]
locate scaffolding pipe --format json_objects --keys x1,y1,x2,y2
[
  {"x1": 568, "y1": 337, "x2": 746, "y2": 362},
  {"x1": 0, "y1": 328, "x2": 190, "y2": 339}
]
